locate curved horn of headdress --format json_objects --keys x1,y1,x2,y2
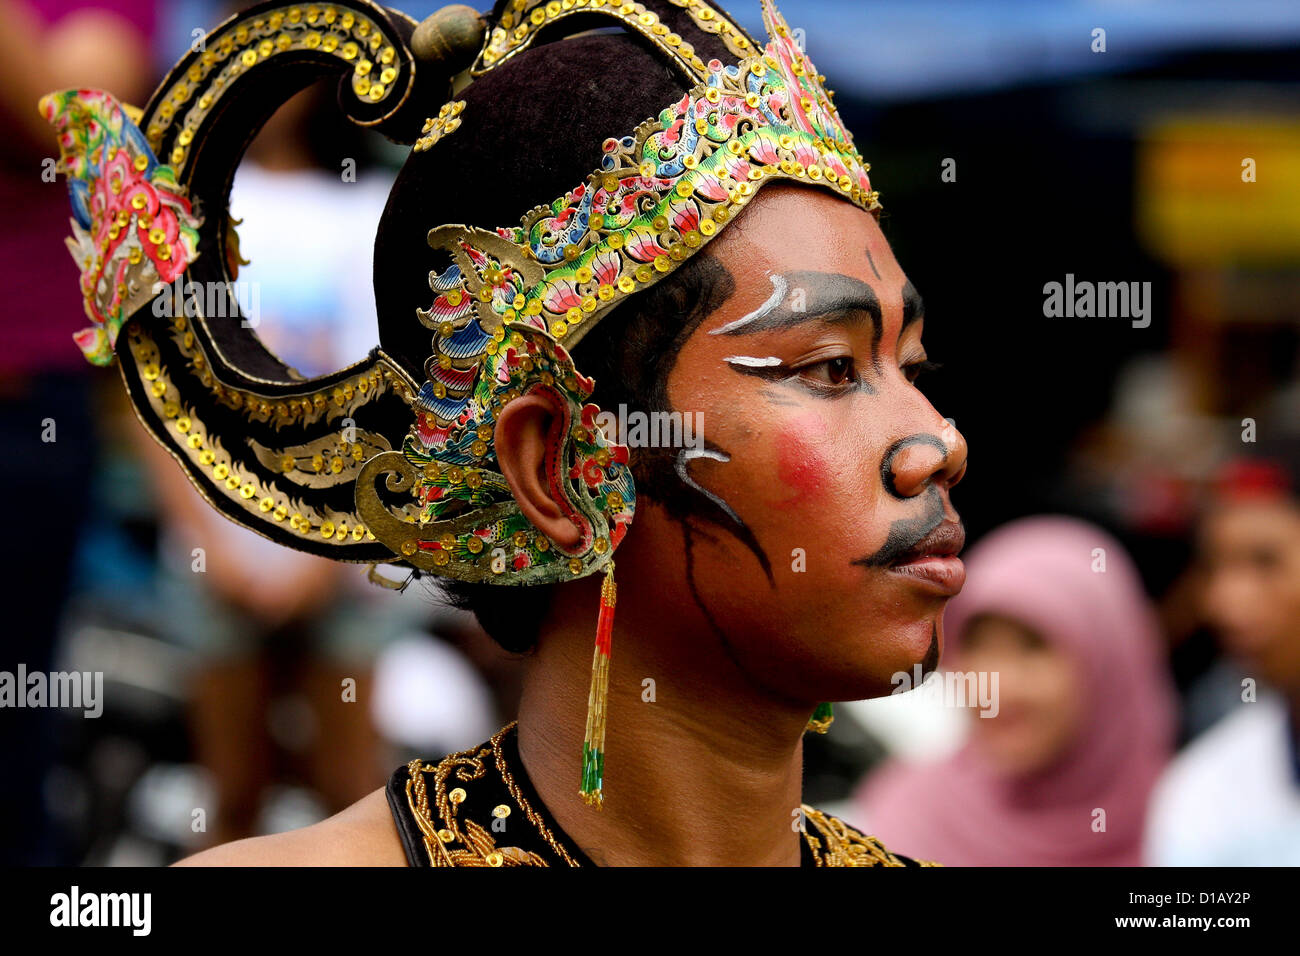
[{"x1": 41, "y1": 1, "x2": 485, "y2": 563}]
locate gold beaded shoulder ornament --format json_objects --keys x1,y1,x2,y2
[{"x1": 43, "y1": 0, "x2": 877, "y2": 806}]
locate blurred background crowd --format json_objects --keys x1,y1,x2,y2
[{"x1": 1, "y1": 0, "x2": 1298, "y2": 866}]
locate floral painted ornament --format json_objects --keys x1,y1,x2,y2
[
  {"x1": 357, "y1": 310, "x2": 635, "y2": 587},
  {"x1": 40, "y1": 89, "x2": 201, "y2": 366}
]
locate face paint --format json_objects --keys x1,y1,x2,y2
[
  {"x1": 630, "y1": 186, "x2": 969, "y2": 704},
  {"x1": 864, "y1": 245, "x2": 883, "y2": 281},
  {"x1": 723, "y1": 355, "x2": 784, "y2": 368},
  {"x1": 729, "y1": 355, "x2": 877, "y2": 397},
  {"x1": 672, "y1": 442, "x2": 776, "y2": 585},
  {"x1": 712, "y1": 271, "x2": 880, "y2": 336},
  {"x1": 711, "y1": 270, "x2": 888, "y2": 382},
  {"x1": 853, "y1": 484, "x2": 947, "y2": 568},
  {"x1": 879, "y1": 434, "x2": 951, "y2": 498},
  {"x1": 757, "y1": 387, "x2": 802, "y2": 408},
  {"x1": 773, "y1": 412, "x2": 830, "y2": 510},
  {"x1": 674, "y1": 446, "x2": 742, "y2": 526},
  {"x1": 852, "y1": 484, "x2": 966, "y2": 596},
  {"x1": 708, "y1": 273, "x2": 788, "y2": 336}
]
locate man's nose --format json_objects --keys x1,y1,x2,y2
[{"x1": 884, "y1": 417, "x2": 968, "y2": 499}]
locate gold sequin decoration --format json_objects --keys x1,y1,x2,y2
[
  {"x1": 144, "y1": 4, "x2": 409, "y2": 165},
  {"x1": 474, "y1": 0, "x2": 750, "y2": 81},
  {"x1": 156, "y1": 303, "x2": 413, "y2": 432},
  {"x1": 247, "y1": 428, "x2": 393, "y2": 489},
  {"x1": 413, "y1": 99, "x2": 466, "y2": 153},
  {"x1": 668, "y1": 0, "x2": 754, "y2": 58}
]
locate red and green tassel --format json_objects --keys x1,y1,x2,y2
[{"x1": 580, "y1": 561, "x2": 617, "y2": 807}]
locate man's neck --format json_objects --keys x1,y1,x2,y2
[{"x1": 514, "y1": 579, "x2": 812, "y2": 866}]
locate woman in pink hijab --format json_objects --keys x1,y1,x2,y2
[{"x1": 855, "y1": 516, "x2": 1177, "y2": 866}]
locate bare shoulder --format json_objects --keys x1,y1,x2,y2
[{"x1": 173, "y1": 786, "x2": 408, "y2": 867}]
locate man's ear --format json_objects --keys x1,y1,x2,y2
[{"x1": 494, "y1": 390, "x2": 583, "y2": 549}]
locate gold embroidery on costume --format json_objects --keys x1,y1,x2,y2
[
  {"x1": 491, "y1": 723, "x2": 582, "y2": 866},
  {"x1": 800, "y1": 805, "x2": 937, "y2": 867},
  {"x1": 399, "y1": 724, "x2": 935, "y2": 867},
  {"x1": 247, "y1": 428, "x2": 393, "y2": 489},
  {"x1": 403, "y1": 744, "x2": 550, "y2": 867}
]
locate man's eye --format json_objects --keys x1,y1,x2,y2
[
  {"x1": 798, "y1": 356, "x2": 856, "y2": 387},
  {"x1": 903, "y1": 359, "x2": 941, "y2": 384}
]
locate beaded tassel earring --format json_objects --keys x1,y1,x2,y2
[
  {"x1": 579, "y1": 561, "x2": 618, "y2": 807},
  {"x1": 806, "y1": 702, "x2": 834, "y2": 734}
]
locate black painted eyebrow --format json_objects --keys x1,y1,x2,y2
[
  {"x1": 714, "y1": 271, "x2": 885, "y2": 369},
  {"x1": 712, "y1": 271, "x2": 882, "y2": 339},
  {"x1": 902, "y1": 280, "x2": 924, "y2": 330}
]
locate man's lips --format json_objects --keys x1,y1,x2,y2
[{"x1": 887, "y1": 521, "x2": 966, "y2": 596}]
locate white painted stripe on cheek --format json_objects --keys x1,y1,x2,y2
[{"x1": 675, "y1": 447, "x2": 743, "y2": 526}]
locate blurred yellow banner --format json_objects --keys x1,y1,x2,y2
[{"x1": 1139, "y1": 117, "x2": 1300, "y2": 267}]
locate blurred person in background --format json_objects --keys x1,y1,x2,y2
[
  {"x1": 0, "y1": 0, "x2": 157, "y2": 865},
  {"x1": 1144, "y1": 435, "x2": 1300, "y2": 865},
  {"x1": 855, "y1": 516, "x2": 1177, "y2": 865}
]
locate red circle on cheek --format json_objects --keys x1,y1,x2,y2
[{"x1": 773, "y1": 412, "x2": 830, "y2": 510}]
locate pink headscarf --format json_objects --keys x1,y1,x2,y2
[{"x1": 856, "y1": 516, "x2": 1177, "y2": 866}]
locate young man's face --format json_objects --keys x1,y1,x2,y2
[
  {"x1": 1200, "y1": 497, "x2": 1300, "y2": 691},
  {"x1": 630, "y1": 183, "x2": 968, "y2": 703}
]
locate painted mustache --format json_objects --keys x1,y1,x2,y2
[
  {"x1": 888, "y1": 518, "x2": 965, "y2": 566},
  {"x1": 852, "y1": 486, "x2": 964, "y2": 568}
]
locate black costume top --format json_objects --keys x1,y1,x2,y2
[{"x1": 386, "y1": 722, "x2": 938, "y2": 867}]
